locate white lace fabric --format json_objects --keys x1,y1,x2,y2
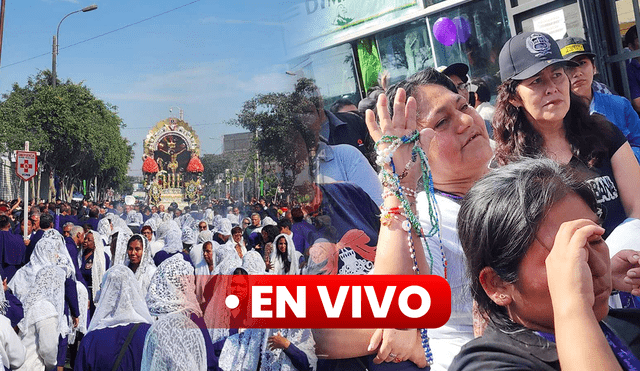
[
  {"x1": 212, "y1": 249, "x2": 242, "y2": 276},
  {"x1": 157, "y1": 220, "x2": 183, "y2": 254},
  {"x1": 78, "y1": 230, "x2": 108, "y2": 301},
  {"x1": 242, "y1": 251, "x2": 266, "y2": 275},
  {"x1": 88, "y1": 265, "x2": 153, "y2": 332},
  {"x1": 219, "y1": 328, "x2": 317, "y2": 371},
  {"x1": 197, "y1": 230, "x2": 213, "y2": 244},
  {"x1": 18, "y1": 265, "x2": 67, "y2": 336},
  {"x1": 182, "y1": 225, "x2": 197, "y2": 246},
  {"x1": 145, "y1": 254, "x2": 201, "y2": 317},
  {"x1": 0, "y1": 274, "x2": 7, "y2": 315},
  {"x1": 141, "y1": 310, "x2": 207, "y2": 371},
  {"x1": 111, "y1": 227, "x2": 133, "y2": 267},
  {"x1": 121, "y1": 234, "x2": 156, "y2": 294},
  {"x1": 269, "y1": 234, "x2": 299, "y2": 275},
  {"x1": 9, "y1": 230, "x2": 75, "y2": 302}
]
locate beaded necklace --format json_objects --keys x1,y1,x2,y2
[{"x1": 376, "y1": 130, "x2": 447, "y2": 365}]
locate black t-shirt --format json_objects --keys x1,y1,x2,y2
[{"x1": 569, "y1": 122, "x2": 628, "y2": 237}]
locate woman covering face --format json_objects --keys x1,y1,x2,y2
[
  {"x1": 451, "y1": 158, "x2": 640, "y2": 371},
  {"x1": 493, "y1": 31, "x2": 640, "y2": 237}
]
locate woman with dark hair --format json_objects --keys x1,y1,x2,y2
[
  {"x1": 124, "y1": 234, "x2": 156, "y2": 294},
  {"x1": 313, "y1": 67, "x2": 493, "y2": 370},
  {"x1": 140, "y1": 225, "x2": 154, "y2": 243},
  {"x1": 268, "y1": 234, "x2": 299, "y2": 275},
  {"x1": 230, "y1": 226, "x2": 246, "y2": 258},
  {"x1": 258, "y1": 224, "x2": 280, "y2": 260},
  {"x1": 493, "y1": 31, "x2": 640, "y2": 236},
  {"x1": 450, "y1": 158, "x2": 640, "y2": 371}
]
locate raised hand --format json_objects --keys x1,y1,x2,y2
[{"x1": 365, "y1": 88, "x2": 435, "y2": 190}]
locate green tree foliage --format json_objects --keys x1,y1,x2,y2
[
  {"x1": 0, "y1": 71, "x2": 133, "y2": 198},
  {"x1": 201, "y1": 153, "x2": 231, "y2": 184},
  {"x1": 232, "y1": 78, "x2": 318, "y2": 195}
]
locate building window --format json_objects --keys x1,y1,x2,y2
[
  {"x1": 290, "y1": 43, "x2": 360, "y2": 108},
  {"x1": 376, "y1": 20, "x2": 435, "y2": 85},
  {"x1": 427, "y1": 0, "x2": 510, "y2": 90}
]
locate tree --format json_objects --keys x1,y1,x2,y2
[
  {"x1": 232, "y1": 78, "x2": 318, "y2": 197},
  {"x1": 0, "y1": 71, "x2": 133, "y2": 200},
  {"x1": 201, "y1": 151, "x2": 254, "y2": 200}
]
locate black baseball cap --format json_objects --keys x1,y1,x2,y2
[
  {"x1": 557, "y1": 36, "x2": 596, "y2": 60},
  {"x1": 438, "y1": 63, "x2": 469, "y2": 83},
  {"x1": 499, "y1": 31, "x2": 577, "y2": 82}
]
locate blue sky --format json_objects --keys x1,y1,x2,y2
[{"x1": 0, "y1": 0, "x2": 297, "y2": 176}]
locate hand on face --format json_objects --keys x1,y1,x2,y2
[{"x1": 546, "y1": 218, "x2": 608, "y2": 318}]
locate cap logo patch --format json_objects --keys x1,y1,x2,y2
[
  {"x1": 526, "y1": 33, "x2": 552, "y2": 58},
  {"x1": 560, "y1": 44, "x2": 585, "y2": 56}
]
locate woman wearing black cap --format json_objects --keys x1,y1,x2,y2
[{"x1": 492, "y1": 31, "x2": 640, "y2": 237}]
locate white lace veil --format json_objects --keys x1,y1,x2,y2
[
  {"x1": 219, "y1": 328, "x2": 317, "y2": 371},
  {"x1": 97, "y1": 216, "x2": 113, "y2": 241},
  {"x1": 0, "y1": 274, "x2": 6, "y2": 316},
  {"x1": 18, "y1": 265, "x2": 68, "y2": 336},
  {"x1": 111, "y1": 227, "x2": 134, "y2": 267},
  {"x1": 78, "y1": 230, "x2": 108, "y2": 301},
  {"x1": 145, "y1": 254, "x2": 201, "y2": 317},
  {"x1": 212, "y1": 249, "x2": 242, "y2": 276},
  {"x1": 242, "y1": 251, "x2": 266, "y2": 275},
  {"x1": 122, "y1": 234, "x2": 156, "y2": 294},
  {"x1": 157, "y1": 220, "x2": 183, "y2": 254},
  {"x1": 9, "y1": 230, "x2": 75, "y2": 302},
  {"x1": 204, "y1": 209, "x2": 214, "y2": 226},
  {"x1": 270, "y1": 234, "x2": 299, "y2": 275},
  {"x1": 204, "y1": 257, "x2": 244, "y2": 343},
  {"x1": 141, "y1": 310, "x2": 207, "y2": 371},
  {"x1": 88, "y1": 265, "x2": 153, "y2": 332},
  {"x1": 197, "y1": 230, "x2": 212, "y2": 244}
]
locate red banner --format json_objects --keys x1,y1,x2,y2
[{"x1": 203, "y1": 275, "x2": 451, "y2": 329}]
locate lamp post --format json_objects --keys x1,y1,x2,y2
[{"x1": 52, "y1": 4, "x2": 97, "y2": 88}]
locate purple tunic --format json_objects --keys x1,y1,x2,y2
[{"x1": 74, "y1": 322, "x2": 151, "y2": 371}]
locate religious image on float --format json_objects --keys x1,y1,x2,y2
[{"x1": 142, "y1": 117, "x2": 204, "y2": 207}]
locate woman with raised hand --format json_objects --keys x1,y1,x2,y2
[{"x1": 313, "y1": 67, "x2": 493, "y2": 371}]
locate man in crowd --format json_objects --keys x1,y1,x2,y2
[
  {"x1": 0, "y1": 215, "x2": 25, "y2": 281},
  {"x1": 24, "y1": 212, "x2": 52, "y2": 262}
]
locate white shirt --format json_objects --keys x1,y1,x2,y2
[
  {"x1": 0, "y1": 315, "x2": 25, "y2": 370},
  {"x1": 417, "y1": 192, "x2": 474, "y2": 371}
]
